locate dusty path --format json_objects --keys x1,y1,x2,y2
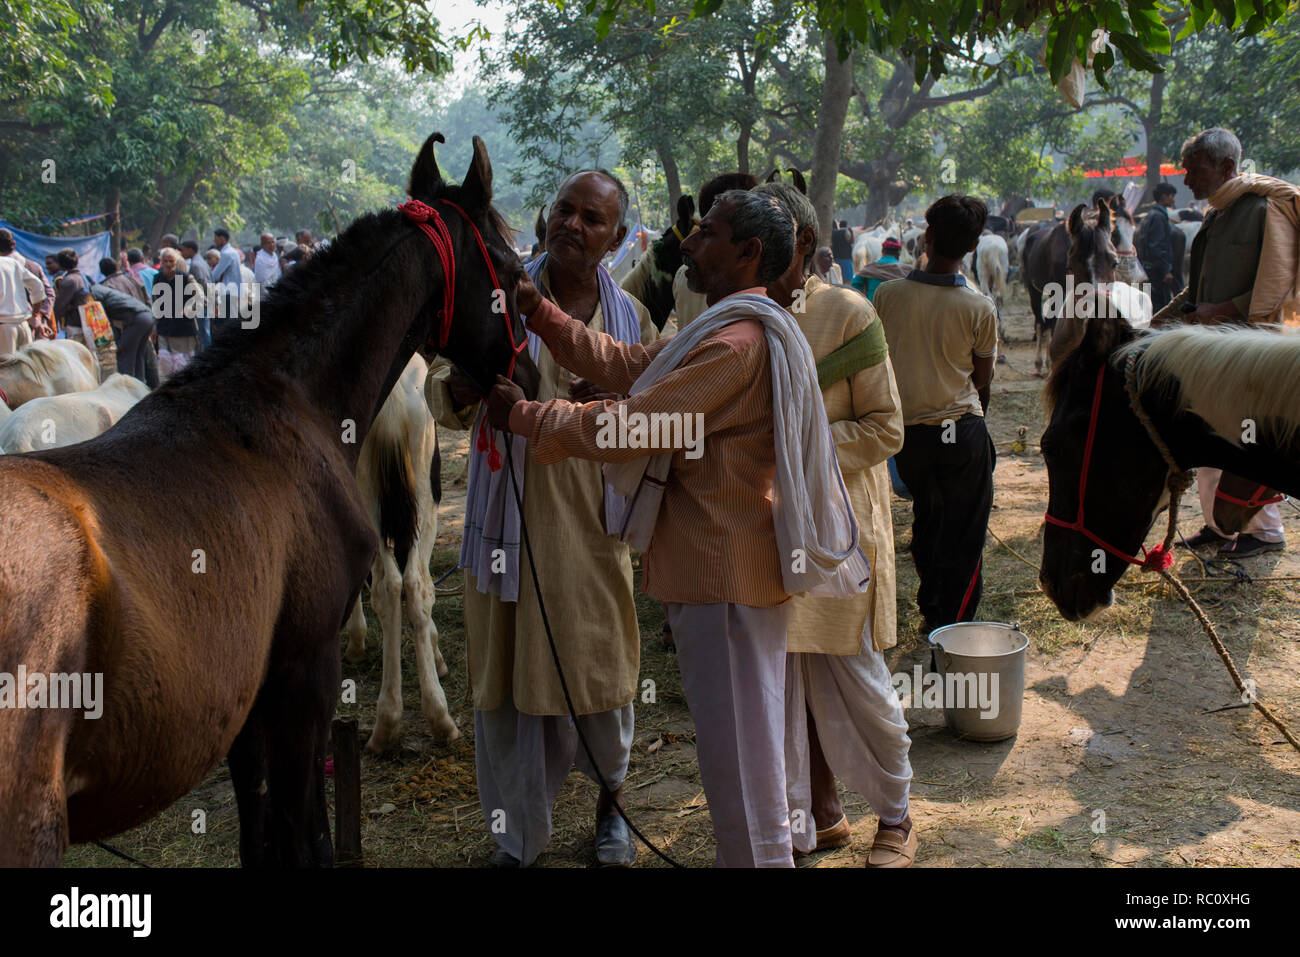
[{"x1": 67, "y1": 287, "x2": 1300, "y2": 868}]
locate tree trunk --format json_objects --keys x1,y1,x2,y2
[
  {"x1": 1141, "y1": 69, "x2": 1168, "y2": 205},
  {"x1": 106, "y1": 184, "x2": 121, "y2": 259},
  {"x1": 863, "y1": 173, "x2": 894, "y2": 226},
  {"x1": 737, "y1": 121, "x2": 753, "y2": 174},
  {"x1": 656, "y1": 142, "x2": 682, "y2": 213},
  {"x1": 809, "y1": 36, "x2": 854, "y2": 243}
]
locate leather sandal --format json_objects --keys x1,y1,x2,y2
[{"x1": 866, "y1": 822, "x2": 917, "y2": 868}]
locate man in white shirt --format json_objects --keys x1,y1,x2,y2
[
  {"x1": 0, "y1": 229, "x2": 47, "y2": 355},
  {"x1": 253, "y1": 233, "x2": 282, "y2": 286}
]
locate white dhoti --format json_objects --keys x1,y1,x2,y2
[
  {"x1": 0, "y1": 319, "x2": 32, "y2": 356},
  {"x1": 474, "y1": 694, "x2": 633, "y2": 867},
  {"x1": 668, "y1": 601, "x2": 793, "y2": 868},
  {"x1": 1197, "y1": 467, "x2": 1284, "y2": 543},
  {"x1": 785, "y1": 624, "x2": 913, "y2": 855}
]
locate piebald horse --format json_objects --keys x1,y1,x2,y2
[
  {"x1": 1039, "y1": 314, "x2": 1300, "y2": 621},
  {"x1": 0, "y1": 132, "x2": 539, "y2": 866}
]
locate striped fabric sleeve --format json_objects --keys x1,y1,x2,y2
[
  {"x1": 527, "y1": 296, "x2": 671, "y2": 394},
  {"x1": 526, "y1": 338, "x2": 759, "y2": 466}
]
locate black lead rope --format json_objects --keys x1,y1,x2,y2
[
  {"x1": 95, "y1": 841, "x2": 150, "y2": 867},
  {"x1": 502, "y1": 439, "x2": 684, "y2": 868}
]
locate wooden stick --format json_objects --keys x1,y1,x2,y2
[{"x1": 331, "y1": 715, "x2": 363, "y2": 867}]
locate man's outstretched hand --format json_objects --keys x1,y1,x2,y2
[{"x1": 487, "y1": 375, "x2": 525, "y2": 432}]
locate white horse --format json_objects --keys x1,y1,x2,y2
[
  {"x1": 0, "y1": 374, "x2": 149, "y2": 454},
  {"x1": 964, "y1": 233, "x2": 1010, "y2": 337},
  {"x1": 343, "y1": 353, "x2": 457, "y2": 753},
  {"x1": 0, "y1": 339, "x2": 99, "y2": 409}
]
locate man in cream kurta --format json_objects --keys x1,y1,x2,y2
[
  {"x1": 755, "y1": 182, "x2": 915, "y2": 868},
  {"x1": 429, "y1": 171, "x2": 657, "y2": 868}
]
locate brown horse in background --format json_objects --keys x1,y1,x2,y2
[
  {"x1": 1022, "y1": 200, "x2": 1119, "y2": 373},
  {"x1": 0, "y1": 133, "x2": 538, "y2": 866}
]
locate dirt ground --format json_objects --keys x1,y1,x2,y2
[{"x1": 66, "y1": 284, "x2": 1300, "y2": 869}]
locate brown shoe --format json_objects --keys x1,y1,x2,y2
[
  {"x1": 866, "y1": 821, "x2": 917, "y2": 868},
  {"x1": 814, "y1": 814, "x2": 852, "y2": 851}
]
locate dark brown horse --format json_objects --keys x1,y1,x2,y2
[
  {"x1": 1040, "y1": 314, "x2": 1300, "y2": 621},
  {"x1": 1022, "y1": 200, "x2": 1119, "y2": 373},
  {"x1": 0, "y1": 133, "x2": 539, "y2": 866}
]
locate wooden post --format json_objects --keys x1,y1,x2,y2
[{"x1": 331, "y1": 715, "x2": 362, "y2": 867}]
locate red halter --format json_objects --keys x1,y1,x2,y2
[
  {"x1": 1215, "y1": 484, "x2": 1284, "y2": 508},
  {"x1": 396, "y1": 197, "x2": 528, "y2": 380},
  {"x1": 0, "y1": 386, "x2": 8, "y2": 409},
  {"x1": 1043, "y1": 363, "x2": 1175, "y2": 572},
  {"x1": 398, "y1": 197, "x2": 528, "y2": 473}
]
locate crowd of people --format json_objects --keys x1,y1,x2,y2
[
  {"x1": 3, "y1": 122, "x2": 1295, "y2": 869},
  {"x1": 0, "y1": 227, "x2": 324, "y2": 381}
]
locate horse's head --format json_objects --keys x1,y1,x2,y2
[
  {"x1": 1066, "y1": 201, "x2": 1118, "y2": 288},
  {"x1": 1039, "y1": 314, "x2": 1170, "y2": 621},
  {"x1": 1107, "y1": 199, "x2": 1137, "y2": 255},
  {"x1": 406, "y1": 132, "x2": 540, "y2": 399}
]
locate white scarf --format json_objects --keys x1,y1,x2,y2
[
  {"x1": 604, "y1": 292, "x2": 870, "y2": 599},
  {"x1": 460, "y1": 254, "x2": 642, "y2": 601}
]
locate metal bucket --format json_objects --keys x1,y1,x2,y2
[{"x1": 927, "y1": 621, "x2": 1028, "y2": 742}]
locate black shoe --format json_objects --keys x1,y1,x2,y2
[
  {"x1": 1218, "y1": 534, "x2": 1284, "y2": 557},
  {"x1": 1180, "y1": 525, "x2": 1231, "y2": 549},
  {"x1": 595, "y1": 811, "x2": 637, "y2": 867},
  {"x1": 488, "y1": 847, "x2": 521, "y2": 868}
]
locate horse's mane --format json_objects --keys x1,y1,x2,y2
[
  {"x1": 164, "y1": 181, "x2": 514, "y2": 387},
  {"x1": 1118, "y1": 324, "x2": 1300, "y2": 446}
]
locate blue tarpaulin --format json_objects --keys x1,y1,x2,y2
[{"x1": 0, "y1": 220, "x2": 112, "y2": 282}]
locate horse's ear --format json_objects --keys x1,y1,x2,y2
[
  {"x1": 461, "y1": 135, "x2": 494, "y2": 214},
  {"x1": 534, "y1": 206, "x2": 547, "y2": 244},
  {"x1": 789, "y1": 169, "x2": 807, "y2": 194},
  {"x1": 1067, "y1": 203, "x2": 1087, "y2": 235},
  {"x1": 1080, "y1": 314, "x2": 1133, "y2": 359},
  {"x1": 1096, "y1": 197, "x2": 1112, "y2": 232},
  {"x1": 408, "y1": 132, "x2": 446, "y2": 200},
  {"x1": 763, "y1": 167, "x2": 779, "y2": 184},
  {"x1": 676, "y1": 194, "x2": 695, "y2": 224}
]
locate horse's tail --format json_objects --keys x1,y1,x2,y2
[{"x1": 364, "y1": 399, "x2": 419, "y2": 572}]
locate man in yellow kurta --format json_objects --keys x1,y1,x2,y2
[
  {"x1": 428, "y1": 170, "x2": 657, "y2": 867},
  {"x1": 755, "y1": 183, "x2": 916, "y2": 868}
]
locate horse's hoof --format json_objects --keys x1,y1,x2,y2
[
  {"x1": 365, "y1": 722, "x2": 402, "y2": 754},
  {"x1": 343, "y1": 642, "x2": 366, "y2": 663},
  {"x1": 430, "y1": 718, "x2": 460, "y2": 745}
]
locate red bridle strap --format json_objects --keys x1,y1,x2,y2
[
  {"x1": 1043, "y1": 363, "x2": 1175, "y2": 572},
  {"x1": 1215, "y1": 484, "x2": 1284, "y2": 508},
  {"x1": 396, "y1": 198, "x2": 528, "y2": 380},
  {"x1": 0, "y1": 386, "x2": 8, "y2": 409}
]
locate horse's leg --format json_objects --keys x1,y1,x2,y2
[
  {"x1": 404, "y1": 538, "x2": 458, "y2": 744},
  {"x1": 343, "y1": 588, "x2": 367, "y2": 663},
  {"x1": 0, "y1": 729, "x2": 70, "y2": 865},
  {"x1": 228, "y1": 700, "x2": 272, "y2": 866},
  {"x1": 263, "y1": 636, "x2": 338, "y2": 866},
  {"x1": 366, "y1": 551, "x2": 406, "y2": 754}
]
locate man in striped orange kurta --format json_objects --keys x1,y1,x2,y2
[
  {"x1": 487, "y1": 191, "x2": 868, "y2": 867},
  {"x1": 756, "y1": 182, "x2": 916, "y2": 868}
]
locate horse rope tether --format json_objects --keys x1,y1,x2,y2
[{"x1": 1124, "y1": 347, "x2": 1298, "y2": 754}]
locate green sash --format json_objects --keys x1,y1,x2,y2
[{"x1": 815, "y1": 320, "x2": 888, "y2": 390}]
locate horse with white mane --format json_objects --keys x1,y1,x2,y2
[{"x1": 1041, "y1": 316, "x2": 1300, "y2": 621}]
